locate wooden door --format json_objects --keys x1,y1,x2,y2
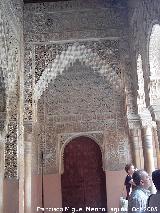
[{"x1": 61, "y1": 136, "x2": 107, "y2": 212}]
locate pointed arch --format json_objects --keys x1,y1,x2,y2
[{"x1": 33, "y1": 43, "x2": 115, "y2": 101}]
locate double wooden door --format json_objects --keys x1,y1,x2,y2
[{"x1": 61, "y1": 136, "x2": 107, "y2": 212}]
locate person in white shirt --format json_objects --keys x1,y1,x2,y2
[
  {"x1": 146, "y1": 169, "x2": 160, "y2": 213},
  {"x1": 128, "y1": 170, "x2": 151, "y2": 213}
]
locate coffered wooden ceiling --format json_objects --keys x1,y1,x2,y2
[{"x1": 24, "y1": 0, "x2": 71, "y2": 3}]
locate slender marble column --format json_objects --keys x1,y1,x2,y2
[
  {"x1": 152, "y1": 127, "x2": 160, "y2": 168},
  {"x1": 148, "y1": 106, "x2": 160, "y2": 168},
  {"x1": 149, "y1": 105, "x2": 160, "y2": 144},
  {"x1": 141, "y1": 127, "x2": 155, "y2": 174},
  {"x1": 24, "y1": 138, "x2": 32, "y2": 213},
  {"x1": 129, "y1": 128, "x2": 144, "y2": 169},
  {"x1": 156, "y1": 120, "x2": 160, "y2": 147}
]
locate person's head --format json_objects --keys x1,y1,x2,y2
[
  {"x1": 125, "y1": 163, "x2": 135, "y2": 175},
  {"x1": 132, "y1": 170, "x2": 151, "y2": 189},
  {"x1": 152, "y1": 169, "x2": 160, "y2": 191}
]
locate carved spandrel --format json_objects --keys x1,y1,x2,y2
[
  {"x1": 58, "y1": 132, "x2": 104, "y2": 173},
  {"x1": 59, "y1": 132, "x2": 103, "y2": 150},
  {"x1": 104, "y1": 129, "x2": 130, "y2": 171}
]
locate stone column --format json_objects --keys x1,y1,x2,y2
[
  {"x1": 152, "y1": 127, "x2": 160, "y2": 168},
  {"x1": 24, "y1": 135, "x2": 32, "y2": 213},
  {"x1": 129, "y1": 128, "x2": 144, "y2": 169},
  {"x1": 128, "y1": 115, "x2": 144, "y2": 169},
  {"x1": 141, "y1": 126, "x2": 155, "y2": 174},
  {"x1": 140, "y1": 110, "x2": 156, "y2": 193},
  {"x1": 156, "y1": 120, "x2": 160, "y2": 145},
  {"x1": 149, "y1": 105, "x2": 160, "y2": 168},
  {"x1": 149, "y1": 105, "x2": 160, "y2": 143}
]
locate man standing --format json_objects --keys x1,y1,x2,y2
[
  {"x1": 128, "y1": 170, "x2": 151, "y2": 213},
  {"x1": 124, "y1": 163, "x2": 136, "y2": 200},
  {"x1": 147, "y1": 169, "x2": 160, "y2": 212}
]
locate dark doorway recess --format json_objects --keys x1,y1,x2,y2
[{"x1": 61, "y1": 136, "x2": 107, "y2": 212}]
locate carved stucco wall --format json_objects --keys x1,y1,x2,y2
[
  {"x1": 24, "y1": 0, "x2": 128, "y2": 43},
  {"x1": 0, "y1": 0, "x2": 23, "y2": 179},
  {"x1": 24, "y1": 0, "x2": 132, "y2": 174},
  {"x1": 33, "y1": 41, "x2": 131, "y2": 174},
  {"x1": 23, "y1": 0, "x2": 130, "y2": 121}
]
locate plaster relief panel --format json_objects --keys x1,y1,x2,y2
[
  {"x1": 34, "y1": 40, "x2": 130, "y2": 173},
  {"x1": 0, "y1": 3, "x2": 22, "y2": 179},
  {"x1": 104, "y1": 128, "x2": 130, "y2": 171}
]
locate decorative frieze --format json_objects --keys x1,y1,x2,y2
[
  {"x1": 24, "y1": 29, "x2": 127, "y2": 43},
  {"x1": 24, "y1": 0, "x2": 128, "y2": 42},
  {"x1": 24, "y1": 0, "x2": 127, "y2": 14},
  {"x1": 24, "y1": 8, "x2": 127, "y2": 36}
]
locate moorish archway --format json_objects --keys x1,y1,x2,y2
[{"x1": 61, "y1": 136, "x2": 107, "y2": 212}]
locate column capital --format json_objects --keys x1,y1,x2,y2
[
  {"x1": 24, "y1": 141, "x2": 32, "y2": 155},
  {"x1": 127, "y1": 114, "x2": 141, "y2": 129},
  {"x1": 23, "y1": 121, "x2": 32, "y2": 131},
  {"x1": 148, "y1": 105, "x2": 160, "y2": 121},
  {"x1": 140, "y1": 118, "x2": 153, "y2": 128},
  {"x1": 141, "y1": 126, "x2": 154, "y2": 150},
  {"x1": 23, "y1": 121, "x2": 32, "y2": 141},
  {"x1": 139, "y1": 108, "x2": 153, "y2": 128}
]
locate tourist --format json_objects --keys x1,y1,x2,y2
[
  {"x1": 128, "y1": 170, "x2": 151, "y2": 213},
  {"x1": 124, "y1": 163, "x2": 136, "y2": 200},
  {"x1": 146, "y1": 169, "x2": 160, "y2": 212}
]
